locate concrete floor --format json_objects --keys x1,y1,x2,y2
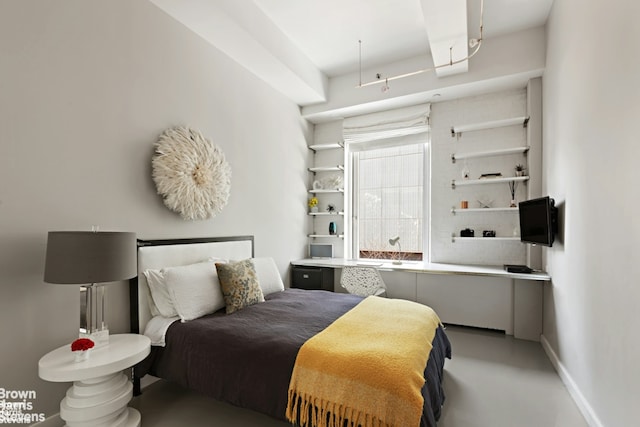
[{"x1": 131, "y1": 326, "x2": 588, "y2": 427}]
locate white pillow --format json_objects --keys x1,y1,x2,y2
[
  {"x1": 143, "y1": 269, "x2": 177, "y2": 318},
  {"x1": 143, "y1": 257, "x2": 227, "y2": 319},
  {"x1": 163, "y1": 261, "x2": 225, "y2": 322},
  {"x1": 252, "y1": 257, "x2": 285, "y2": 296}
]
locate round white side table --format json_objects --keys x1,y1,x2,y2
[{"x1": 38, "y1": 334, "x2": 151, "y2": 427}]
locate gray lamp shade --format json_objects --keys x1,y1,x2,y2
[{"x1": 44, "y1": 231, "x2": 137, "y2": 284}]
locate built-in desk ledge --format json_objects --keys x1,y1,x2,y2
[{"x1": 291, "y1": 258, "x2": 550, "y2": 281}]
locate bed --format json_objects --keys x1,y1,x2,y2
[{"x1": 129, "y1": 236, "x2": 451, "y2": 427}]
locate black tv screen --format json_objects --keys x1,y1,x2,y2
[{"x1": 518, "y1": 196, "x2": 557, "y2": 246}]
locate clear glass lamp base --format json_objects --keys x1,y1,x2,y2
[
  {"x1": 80, "y1": 284, "x2": 110, "y2": 348},
  {"x1": 79, "y1": 328, "x2": 109, "y2": 348}
]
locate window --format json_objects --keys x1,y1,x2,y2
[
  {"x1": 350, "y1": 141, "x2": 427, "y2": 262},
  {"x1": 343, "y1": 104, "x2": 431, "y2": 263}
]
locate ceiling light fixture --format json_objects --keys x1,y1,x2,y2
[{"x1": 357, "y1": 0, "x2": 485, "y2": 89}]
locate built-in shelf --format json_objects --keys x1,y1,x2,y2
[
  {"x1": 308, "y1": 142, "x2": 343, "y2": 152},
  {"x1": 452, "y1": 236, "x2": 521, "y2": 243},
  {"x1": 451, "y1": 116, "x2": 529, "y2": 137},
  {"x1": 451, "y1": 207, "x2": 518, "y2": 214},
  {"x1": 451, "y1": 146, "x2": 529, "y2": 163},
  {"x1": 308, "y1": 189, "x2": 344, "y2": 194},
  {"x1": 308, "y1": 211, "x2": 344, "y2": 216},
  {"x1": 307, "y1": 139, "x2": 345, "y2": 249},
  {"x1": 452, "y1": 176, "x2": 529, "y2": 189},
  {"x1": 308, "y1": 165, "x2": 344, "y2": 172}
]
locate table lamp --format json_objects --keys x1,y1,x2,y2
[
  {"x1": 44, "y1": 230, "x2": 136, "y2": 347},
  {"x1": 388, "y1": 236, "x2": 402, "y2": 265}
]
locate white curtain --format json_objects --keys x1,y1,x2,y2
[{"x1": 343, "y1": 103, "x2": 430, "y2": 149}]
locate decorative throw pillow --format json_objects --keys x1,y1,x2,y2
[
  {"x1": 252, "y1": 257, "x2": 285, "y2": 296},
  {"x1": 216, "y1": 259, "x2": 265, "y2": 314}
]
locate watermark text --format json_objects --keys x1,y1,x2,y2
[{"x1": 0, "y1": 388, "x2": 45, "y2": 424}]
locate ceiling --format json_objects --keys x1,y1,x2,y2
[
  {"x1": 150, "y1": 0, "x2": 554, "y2": 114},
  {"x1": 252, "y1": 0, "x2": 553, "y2": 77}
]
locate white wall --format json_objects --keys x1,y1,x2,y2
[
  {"x1": 542, "y1": 0, "x2": 640, "y2": 426},
  {"x1": 0, "y1": 0, "x2": 310, "y2": 419}
]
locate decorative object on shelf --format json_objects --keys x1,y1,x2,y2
[
  {"x1": 460, "y1": 200, "x2": 468, "y2": 209},
  {"x1": 329, "y1": 222, "x2": 337, "y2": 235},
  {"x1": 479, "y1": 172, "x2": 502, "y2": 179},
  {"x1": 477, "y1": 197, "x2": 493, "y2": 208},
  {"x1": 308, "y1": 196, "x2": 319, "y2": 213},
  {"x1": 71, "y1": 338, "x2": 94, "y2": 362},
  {"x1": 322, "y1": 174, "x2": 344, "y2": 190},
  {"x1": 326, "y1": 204, "x2": 336, "y2": 213},
  {"x1": 460, "y1": 228, "x2": 475, "y2": 237},
  {"x1": 482, "y1": 230, "x2": 496, "y2": 238},
  {"x1": 515, "y1": 164, "x2": 526, "y2": 177},
  {"x1": 508, "y1": 180, "x2": 518, "y2": 207},
  {"x1": 388, "y1": 236, "x2": 402, "y2": 265},
  {"x1": 152, "y1": 126, "x2": 231, "y2": 220},
  {"x1": 309, "y1": 243, "x2": 334, "y2": 258},
  {"x1": 44, "y1": 229, "x2": 137, "y2": 348},
  {"x1": 462, "y1": 162, "x2": 470, "y2": 180},
  {"x1": 312, "y1": 180, "x2": 323, "y2": 190}
]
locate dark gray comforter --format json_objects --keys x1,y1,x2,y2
[{"x1": 138, "y1": 289, "x2": 451, "y2": 426}]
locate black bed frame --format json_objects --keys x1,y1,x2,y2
[{"x1": 128, "y1": 235, "x2": 254, "y2": 395}]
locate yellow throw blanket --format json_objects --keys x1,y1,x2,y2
[{"x1": 286, "y1": 296, "x2": 441, "y2": 427}]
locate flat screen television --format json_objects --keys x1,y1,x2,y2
[{"x1": 518, "y1": 196, "x2": 558, "y2": 246}]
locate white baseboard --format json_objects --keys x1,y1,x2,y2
[
  {"x1": 31, "y1": 413, "x2": 62, "y2": 427},
  {"x1": 540, "y1": 334, "x2": 604, "y2": 427}
]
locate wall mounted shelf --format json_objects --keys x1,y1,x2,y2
[
  {"x1": 451, "y1": 207, "x2": 518, "y2": 214},
  {"x1": 308, "y1": 211, "x2": 344, "y2": 216},
  {"x1": 451, "y1": 116, "x2": 529, "y2": 137},
  {"x1": 308, "y1": 142, "x2": 343, "y2": 152},
  {"x1": 307, "y1": 135, "x2": 345, "y2": 255},
  {"x1": 451, "y1": 146, "x2": 529, "y2": 163},
  {"x1": 308, "y1": 165, "x2": 344, "y2": 172},
  {"x1": 308, "y1": 189, "x2": 344, "y2": 194},
  {"x1": 452, "y1": 236, "x2": 521, "y2": 243},
  {"x1": 452, "y1": 175, "x2": 528, "y2": 189}
]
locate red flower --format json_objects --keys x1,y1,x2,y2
[{"x1": 71, "y1": 338, "x2": 95, "y2": 352}]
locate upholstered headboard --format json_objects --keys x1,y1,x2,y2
[{"x1": 129, "y1": 236, "x2": 254, "y2": 335}]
